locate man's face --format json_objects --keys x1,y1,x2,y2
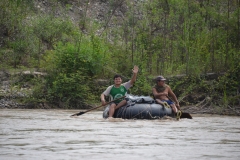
[
  {"x1": 114, "y1": 77, "x2": 122, "y2": 85},
  {"x1": 157, "y1": 80, "x2": 165, "y2": 86}
]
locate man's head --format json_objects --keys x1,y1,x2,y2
[
  {"x1": 155, "y1": 75, "x2": 166, "y2": 86},
  {"x1": 113, "y1": 74, "x2": 122, "y2": 85}
]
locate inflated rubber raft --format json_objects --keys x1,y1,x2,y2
[{"x1": 103, "y1": 95, "x2": 177, "y2": 119}]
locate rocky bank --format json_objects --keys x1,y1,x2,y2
[{"x1": 1, "y1": 70, "x2": 240, "y2": 116}]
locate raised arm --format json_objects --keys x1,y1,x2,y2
[{"x1": 129, "y1": 65, "x2": 139, "y2": 85}]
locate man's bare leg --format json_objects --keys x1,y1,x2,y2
[
  {"x1": 156, "y1": 99, "x2": 170, "y2": 108},
  {"x1": 108, "y1": 100, "x2": 127, "y2": 118},
  {"x1": 155, "y1": 99, "x2": 164, "y2": 105},
  {"x1": 176, "y1": 105, "x2": 180, "y2": 110},
  {"x1": 170, "y1": 104, "x2": 178, "y2": 113},
  {"x1": 170, "y1": 104, "x2": 182, "y2": 120},
  {"x1": 108, "y1": 103, "x2": 117, "y2": 118}
]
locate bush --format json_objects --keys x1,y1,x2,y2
[{"x1": 39, "y1": 37, "x2": 108, "y2": 108}]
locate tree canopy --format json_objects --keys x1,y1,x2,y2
[{"x1": 0, "y1": 0, "x2": 239, "y2": 109}]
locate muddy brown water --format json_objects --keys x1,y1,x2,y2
[{"x1": 0, "y1": 109, "x2": 240, "y2": 160}]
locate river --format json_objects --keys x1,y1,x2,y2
[{"x1": 0, "y1": 109, "x2": 240, "y2": 160}]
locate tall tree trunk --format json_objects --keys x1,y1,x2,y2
[
  {"x1": 185, "y1": 0, "x2": 190, "y2": 75},
  {"x1": 181, "y1": 17, "x2": 184, "y2": 65},
  {"x1": 131, "y1": 2, "x2": 135, "y2": 63},
  {"x1": 238, "y1": 0, "x2": 240, "y2": 49},
  {"x1": 77, "y1": 0, "x2": 89, "y2": 53},
  {"x1": 99, "y1": 0, "x2": 125, "y2": 36},
  {"x1": 225, "y1": 0, "x2": 230, "y2": 68},
  {"x1": 160, "y1": 13, "x2": 168, "y2": 75},
  {"x1": 210, "y1": 4, "x2": 215, "y2": 73}
]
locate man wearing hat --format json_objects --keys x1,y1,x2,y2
[{"x1": 152, "y1": 76, "x2": 180, "y2": 114}]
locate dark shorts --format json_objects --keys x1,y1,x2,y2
[
  {"x1": 162, "y1": 100, "x2": 174, "y2": 105},
  {"x1": 110, "y1": 98, "x2": 128, "y2": 106},
  {"x1": 109, "y1": 102, "x2": 119, "y2": 106}
]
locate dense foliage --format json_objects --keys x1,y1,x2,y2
[{"x1": 0, "y1": 0, "x2": 239, "y2": 108}]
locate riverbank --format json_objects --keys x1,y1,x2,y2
[
  {"x1": 181, "y1": 105, "x2": 240, "y2": 116},
  {"x1": 1, "y1": 96, "x2": 240, "y2": 116},
  {"x1": 1, "y1": 69, "x2": 240, "y2": 116}
]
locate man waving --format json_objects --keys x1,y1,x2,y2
[{"x1": 100, "y1": 66, "x2": 139, "y2": 118}]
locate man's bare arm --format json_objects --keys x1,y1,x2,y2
[
  {"x1": 100, "y1": 94, "x2": 106, "y2": 106},
  {"x1": 168, "y1": 88, "x2": 180, "y2": 107}
]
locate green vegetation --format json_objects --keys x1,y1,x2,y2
[{"x1": 0, "y1": 0, "x2": 239, "y2": 110}]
